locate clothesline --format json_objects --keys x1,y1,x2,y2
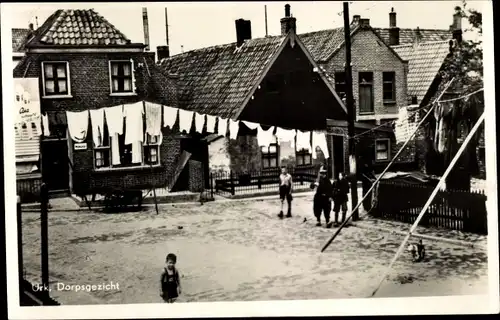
[{"x1": 436, "y1": 87, "x2": 484, "y2": 103}]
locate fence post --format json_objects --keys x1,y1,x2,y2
[
  {"x1": 40, "y1": 183, "x2": 49, "y2": 297},
  {"x1": 258, "y1": 175, "x2": 262, "y2": 189},
  {"x1": 210, "y1": 173, "x2": 214, "y2": 199},
  {"x1": 230, "y1": 171, "x2": 235, "y2": 196},
  {"x1": 17, "y1": 195, "x2": 23, "y2": 303}
]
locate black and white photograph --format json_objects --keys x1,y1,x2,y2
[{"x1": 2, "y1": 1, "x2": 499, "y2": 318}]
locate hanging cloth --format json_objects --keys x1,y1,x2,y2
[
  {"x1": 179, "y1": 109, "x2": 194, "y2": 133},
  {"x1": 66, "y1": 110, "x2": 89, "y2": 143},
  {"x1": 275, "y1": 127, "x2": 296, "y2": 148},
  {"x1": 90, "y1": 109, "x2": 105, "y2": 147},
  {"x1": 217, "y1": 117, "x2": 228, "y2": 137},
  {"x1": 242, "y1": 121, "x2": 260, "y2": 130},
  {"x1": 26, "y1": 123, "x2": 34, "y2": 140},
  {"x1": 195, "y1": 112, "x2": 206, "y2": 133},
  {"x1": 257, "y1": 126, "x2": 275, "y2": 147},
  {"x1": 145, "y1": 101, "x2": 162, "y2": 137},
  {"x1": 229, "y1": 119, "x2": 240, "y2": 140},
  {"x1": 124, "y1": 102, "x2": 144, "y2": 145},
  {"x1": 312, "y1": 131, "x2": 329, "y2": 159},
  {"x1": 33, "y1": 116, "x2": 42, "y2": 136},
  {"x1": 104, "y1": 105, "x2": 124, "y2": 136},
  {"x1": 163, "y1": 106, "x2": 178, "y2": 129},
  {"x1": 111, "y1": 133, "x2": 121, "y2": 165},
  {"x1": 395, "y1": 107, "x2": 409, "y2": 144},
  {"x1": 296, "y1": 130, "x2": 312, "y2": 153},
  {"x1": 132, "y1": 141, "x2": 143, "y2": 164},
  {"x1": 206, "y1": 115, "x2": 217, "y2": 133},
  {"x1": 41, "y1": 114, "x2": 50, "y2": 137}
]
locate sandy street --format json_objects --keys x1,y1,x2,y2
[{"x1": 21, "y1": 194, "x2": 489, "y2": 305}]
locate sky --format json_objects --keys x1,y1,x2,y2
[{"x1": 6, "y1": 1, "x2": 487, "y2": 56}]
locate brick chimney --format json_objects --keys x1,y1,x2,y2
[
  {"x1": 142, "y1": 8, "x2": 150, "y2": 51},
  {"x1": 451, "y1": 9, "x2": 463, "y2": 43},
  {"x1": 235, "y1": 19, "x2": 252, "y2": 47},
  {"x1": 413, "y1": 26, "x2": 422, "y2": 45},
  {"x1": 280, "y1": 4, "x2": 297, "y2": 35},
  {"x1": 359, "y1": 18, "x2": 370, "y2": 28},
  {"x1": 157, "y1": 46, "x2": 170, "y2": 60},
  {"x1": 389, "y1": 8, "x2": 400, "y2": 45},
  {"x1": 352, "y1": 15, "x2": 361, "y2": 26}
]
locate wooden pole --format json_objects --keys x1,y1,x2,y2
[
  {"x1": 343, "y1": 2, "x2": 359, "y2": 221},
  {"x1": 321, "y1": 78, "x2": 456, "y2": 252},
  {"x1": 370, "y1": 112, "x2": 485, "y2": 297},
  {"x1": 40, "y1": 183, "x2": 49, "y2": 295},
  {"x1": 165, "y1": 8, "x2": 169, "y2": 45},
  {"x1": 265, "y1": 5, "x2": 269, "y2": 37}
]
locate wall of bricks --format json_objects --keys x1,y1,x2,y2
[
  {"x1": 188, "y1": 160, "x2": 205, "y2": 192},
  {"x1": 14, "y1": 50, "x2": 181, "y2": 195},
  {"x1": 323, "y1": 27, "x2": 409, "y2": 118}
]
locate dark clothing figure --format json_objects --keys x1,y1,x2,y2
[
  {"x1": 160, "y1": 267, "x2": 180, "y2": 303},
  {"x1": 333, "y1": 178, "x2": 350, "y2": 224},
  {"x1": 313, "y1": 176, "x2": 334, "y2": 227}
]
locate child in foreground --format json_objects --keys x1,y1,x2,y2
[{"x1": 160, "y1": 253, "x2": 182, "y2": 303}]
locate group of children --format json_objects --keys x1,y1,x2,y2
[{"x1": 278, "y1": 166, "x2": 350, "y2": 228}]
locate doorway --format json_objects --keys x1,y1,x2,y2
[
  {"x1": 331, "y1": 135, "x2": 345, "y2": 180},
  {"x1": 41, "y1": 140, "x2": 69, "y2": 191}
]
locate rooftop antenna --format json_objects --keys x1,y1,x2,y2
[
  {"x1": 165, "y1": 7, "x2": 169, "y2": 45},
  {"x1": 264, "y1": 5, "x2": 268, "y2": 37},
  {"x1": 35, "y1": 16, "x2": 39, "y2": 28},
  {"x1": 181, "y1": 45, "x2": 184, "y2": 53}
]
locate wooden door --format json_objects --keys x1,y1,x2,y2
[{"x1": 41, "y1": 140, "x2": 69, "y2": 191}]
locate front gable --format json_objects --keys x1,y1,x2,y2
[{"x1": 238, "y1": 34, "x2": 348, "y2": 131}]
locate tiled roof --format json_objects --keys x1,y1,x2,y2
[
  {"x1": 12, "y1": 28, "x2": 31, "y2": 52},
  {"x1": 157, "y1": 36, "x2": 286, "y2": 119},
  {"x1": 25, "y1": 9, "x2": 133, "y2": 47},
  {"x1": 393, "y1": 40, "x2": 451, "y2": 102},
  {"x1": 298, "y1": 27, "x2": 347, "y2": 62},
  {"x1": 374, "y1": 28, "x2": 451, "y2": 45}
]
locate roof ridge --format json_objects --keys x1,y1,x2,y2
[{"x1": 87, "y1": 8, "x2": 131, "y2": 42}]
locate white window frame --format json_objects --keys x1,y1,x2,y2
[
  {"x1": 41, "y1": 61, "x2": 72, "y2": 99},
  {"x1": 108, "y1": 59, "x2": 137, "y2": 97},
  {"x1": 375, "y1": 138, "x2": 390, "y2": 162},
  {"x1": 143, "y1": 133, "x2": 162, "y2": 166},
  {"x1": 93, "y1": 136, "x2": 112, "y2": 170}
]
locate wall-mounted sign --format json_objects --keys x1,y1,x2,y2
[
  {"x1": 74, "y1": 143, "x2": 87, "y2": 151},
  {"x1": 14, "y1": 78, "x2": 40, "y2": 126}
]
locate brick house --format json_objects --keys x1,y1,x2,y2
[
  {"x1": 13, "y1": 9, "x2": 183, "y2": 199},
  {"x1": 157, "y1": 10, "x2": 348, "y2": 177}
]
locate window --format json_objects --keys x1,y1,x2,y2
[
  {"x1": 261, "y1": 143, "x2": 279, "y2": 169},
  {"x1": 296, "y1": 148, "x2": 312, "y2": 166},
  {"x1": 144, "y1": 133, "x2": 161, "y2": 165},
  {"x1": 42, "y1": 62, "x2": 70, "y2": 96},
  {"x1": 334, "y1": 72, "x2": 347, "y2": 99},
  {"x1": 375, "y1": 139, "x2": 390, "y2": 161},
  {"x1": 94, "y1": 125, "x2": 111, "y2": 169},
  {"x1": 359, "y1": 72, "x2": 374, "y2": 113},
  {"x1": 109, "y1": 60, "x2": 134, "y2": 94},
  {"x1": 383, "y1": 72, "x2": 396, "y2": 103}
]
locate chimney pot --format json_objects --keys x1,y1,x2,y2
[
  {"x1": 142, "y1": 7, "x2": 150, "y2": 51},
  {"x1": 28, "y1": 23, "x2": 34, "y2": 30},
  {"x1": 280, "y1": 5, "x2": 297, "y2": 35},
  {"x1": 285, "y1": 4, "x2": 291, "y2": 17},
  {"x1": 389, "y1": 8, "x2": 397, "y2": 27},
  {"x1": 352, "y1": 15, "x2": 361, "y2": 24},
  {"x1": 235, "y1": 19, "x2": 252, "y2": 47}
]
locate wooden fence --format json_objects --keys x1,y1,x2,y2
[{"x1": 371, "y1": 181, "x2": 487, "y2": 235}]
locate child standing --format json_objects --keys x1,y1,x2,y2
[
  {"x1": 160, "y1": 253, "x2": 182, "y2": 303},
  {"x1": 278, "y1": 166, "x2": 293, "y2": 219}
]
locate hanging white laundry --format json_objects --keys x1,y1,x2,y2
[
  {"x1": 179, "y1": 109, "x2": 194, "y2": 133},
  {"x1": 111, "y1": 133, "x2": 121, "y2": 165},
  {"x1": 145, "y1": 102, "x2": 162, "y2": 137},
  {"x1": 42, "y1": 114, "x2": 50, "y2": 137},
  {"x1": 66, "y1": 110, "x2": 89, "y2": 143},
  {"x1": 242, "y1": 120, "x2": 260, "y2": 130},
  {"x1": 296, "y1": 130, "x2": 312, "y2": 152},
  {"x1": 163, "y1": 106, "x2": 178, "y2": 129},
  {"x1": 104, "y1": 105, "x2": 124, "y2": 136},
  {"x1": 312, "y1": 131, "x2": 329, "y2": 159},
  {"x1": 257, "y1": 126, "x2": 275, "y2": 147},
  {"x1": 33, "y1": 116, "x2": 42, "y2": 136},
  {"x1": 206, "y1": 115, "x2": 217, "y2": 133},
  {"x1": 275, "y1": 127, "x2": 296, "y2": 148},
  {"x1": 217, "y1": 117, "x2": 228, "y2": 137},
  {"x1": 229, "y1": 119, "x2": 240, "y2": 140},
  {"x1": 90, "y1": 109, "x2": 105, "y2": 147},
  {"x1": 124, "y1": 102, "x2": 144, "y2": 145},
  {"x1": 195, "y1": 112, "x2": 206, "y2": 133},
  {"x1": 132, "y1": 141, "x2": 143, "y2": 164},
  {"x1": 26, "y1": 123, "x2": 34, "y2": 140}
]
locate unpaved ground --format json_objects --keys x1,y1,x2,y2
[{"x1": 21, "y1": 194, "x2": 489, "y2": 305}]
